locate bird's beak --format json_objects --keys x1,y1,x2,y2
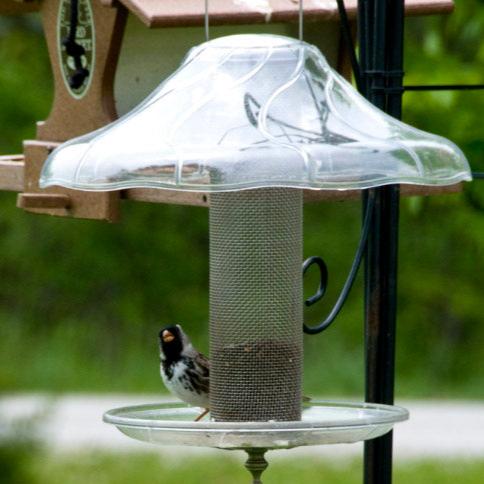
[{"x1": 162, "y1": 330, "x2": 175, "y2": 343}]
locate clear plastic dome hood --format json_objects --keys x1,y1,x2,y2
[{"x1": 40, "y1": 34, "x2": 472, "y2": 192}]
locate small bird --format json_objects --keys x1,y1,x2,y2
[{"x1": 159, "y1": 324, "x2": 210, "y2": 421}]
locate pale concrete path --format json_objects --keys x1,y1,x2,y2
[{"x1": 1, "y1": 394, "x2": 484, "y2": 461}]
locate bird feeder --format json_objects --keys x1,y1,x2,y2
[
  {"x1": 40, "y1": 30, "x2": 470, "y2": 481},
  {"x1": 0, "y1": 1, "x2": 472, "y2": 483}
]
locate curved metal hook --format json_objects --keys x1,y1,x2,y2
[
  {"x1": 302, "y1": 256, "x2": 328, "y2": 307},
  {"x1": 303, "y1": 190, "x2": 376, "y2": 334}
]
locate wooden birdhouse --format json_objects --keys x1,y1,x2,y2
[{"x1": 1, "y1": 0, "x2": 458, "y2": 222}]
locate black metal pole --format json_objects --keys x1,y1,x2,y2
[
  {"x1": 363, "y1": 185, "x2": 399, "y2": 484},
  {"x1": 358, "y1": 1, "x2": 404, "y2": 483}
]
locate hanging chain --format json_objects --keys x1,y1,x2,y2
[{"x1": 63, "y1": 0, "x2": 89, "y2": 89}]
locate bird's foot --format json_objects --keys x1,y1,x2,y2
[{"x1": 194, "y1": 408, "x2": 209, "y2": 422}]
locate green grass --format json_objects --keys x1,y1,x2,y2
[{"x1": 4, "y1": 448, "x2": 484, "y2": 484}]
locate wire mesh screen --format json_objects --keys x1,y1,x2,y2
[{"x1": 209, "y1": 188, "x2": 303, "y2": 422}]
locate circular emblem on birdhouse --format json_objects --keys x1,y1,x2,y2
[{"x1": 57, "y1": 0, "x2": 95, "y2": 99}]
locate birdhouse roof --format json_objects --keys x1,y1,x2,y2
[
  {"x1": 1, "y1": 1, "x2": 454, "y2": 26},
  {"x1": 114, "y1": 0, "x2": 454, "y2": 28}
]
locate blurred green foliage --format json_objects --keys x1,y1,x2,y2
[
  {"x1": 0, "y1": 412, "x2": 42, "y2": 484},
  {"x1": 0, "y1": 4, "x2": 482, "y2": 397},
  {"x1": 0, "y1": 438, "x2": 37, "y2": 484}
]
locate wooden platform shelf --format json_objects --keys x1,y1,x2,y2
[{"x1": 1, "y1": 156, "x2": 462, "y2": 213}]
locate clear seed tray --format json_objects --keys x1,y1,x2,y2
[{"x1": 103, "y1": 400, "x2": 408, "y2": 450}]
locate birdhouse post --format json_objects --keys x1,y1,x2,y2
[{"x1": 16, "y1": 0, "x2": 126, "y2": 220}]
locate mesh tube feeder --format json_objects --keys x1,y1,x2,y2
[{"x1": 40, "y1": 34, "x2": 471, "y2": 480}]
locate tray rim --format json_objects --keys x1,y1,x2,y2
[{"x1": 103, "y1": 399, "x2": 409, "y2": 431}]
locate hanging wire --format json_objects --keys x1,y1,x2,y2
[
  {"x1": 204, "y1": 0, "x2": 210, "y2": 41},
  {"x1": 335, "y1": 0, "x2": 363, "y2": 92},
  {"x1": 298, "y1": 0, "x2": 304, "y2": 41}
]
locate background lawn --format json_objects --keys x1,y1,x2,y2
[{"x1": 2, "y1": 442, "x2": 484, "y2": 484}]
